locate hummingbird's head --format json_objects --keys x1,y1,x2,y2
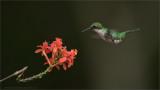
[
  {"x1": 90, "y1": 22, "x2": 103, "y2": 29},
  {"x1": 82, "y1": 22, "x2": 103, "y2": 32}
]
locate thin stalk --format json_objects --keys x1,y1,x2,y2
[
  {"x1": 42, "y1": 50, "x2": 51, "y2": 66},
  {"x1": 0, "y1": 66, "x2": 28, "y2": 83}
]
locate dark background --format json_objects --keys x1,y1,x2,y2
[{"x1": 1, "y1": 1, "x2": 159, "y2": 89}]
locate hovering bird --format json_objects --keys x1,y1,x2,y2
[{"x1": 82, "y1": 22, "x2": 140, "y2": 44}]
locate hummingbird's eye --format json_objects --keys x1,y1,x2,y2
[
  {"x1": 93, "y1": 25, "x2": 100, "y2": 29},
  {"x1": 91, "y1": 25, "x2": 97, "y2": 29},
  {"x1": 93, "y1": 25, "x2": 96, "y2": 28}
]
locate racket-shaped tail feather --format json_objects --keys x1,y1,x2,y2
[{"x1": 123, "y1": 28, "x2": 140, "y2": 34}]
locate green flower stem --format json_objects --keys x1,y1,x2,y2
[
  {"x1": 16, "y1": 62, "x2": 61, "y2": 83},
  {"x1": 17, "y1": 48, "x2": 62, "y2": 83},
  {"x1": 16, "y1": 66, "x2": 51, "y2": 82}
]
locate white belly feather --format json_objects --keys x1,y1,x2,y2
[{"x1": 93, "y1": 29, "x2": 109, "y2": 42}]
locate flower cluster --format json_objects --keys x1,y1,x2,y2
[{"x1": 35, "y1": 38, "x2": 78, "y2": 71}]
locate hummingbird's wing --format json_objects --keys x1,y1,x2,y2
[
  {"x1": 108, "y1": 29, "x2": 119, "y2": 38},
  {"x1": 109, "y1": 29, "x2": 118, "y2": 34},
  {"x1": 90, "y1": 34, "x2": 102, "y2": 39}
]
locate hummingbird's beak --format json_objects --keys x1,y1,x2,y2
[{"x1": 81, "y1": 27, "x2": 91, "y2": 32}]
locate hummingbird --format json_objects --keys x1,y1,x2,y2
[{"x1": 82, "y1": 22, "x2": 140, "y2": 44}]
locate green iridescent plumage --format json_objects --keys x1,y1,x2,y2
[{"x1": 82, "y1": 22, "x2": 140, "y2": 44}]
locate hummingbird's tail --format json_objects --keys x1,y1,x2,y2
[{"x1": 124, "y1": 28, "x2": 140, "y2": 34}]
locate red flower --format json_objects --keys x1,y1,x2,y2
[
  {"x1": 61, "y1": 47, "x2": 69, "y2": 57},
  {"x1": 51, "y1": 38, "x2": 63, "y2": 49},
  {"x1": 35, "y1": 40, "x2": 51, "y2": 55},
  {"x1": 35, "y1": 41, "x2": 52, "y2": 65},
  {"x1": 55, "y1": 65, "x2": 60, "y2": 70},
  {"x1": 59, "y1": 57, "x2": 67, "y2": 63},
  {"x1": 62, "y1": 63, "x2": 67, "y2": 70},
  {"x1": 44, "y1": 58, "x2": 54, "y2": 65},
  {"x1": 35, "y1": 38, "x2": 78, "y2": 72}
]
